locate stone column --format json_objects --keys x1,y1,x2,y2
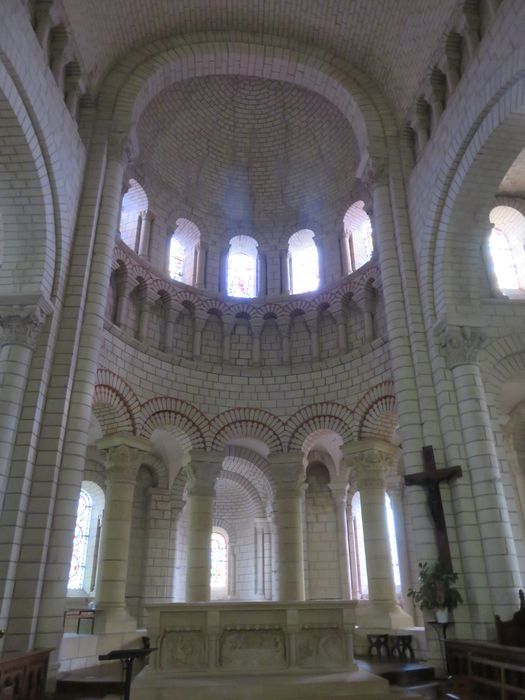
[
  {"x1": 344, "y1": 440, "x2": 412, "y2": 628},
  {"x1": 195, "y1": 242, "x2": 207, "y2": 289},
  {"x1": 34, "y1": 1, "x2": 54, "y2": 50},
  {"x1": 184, "y1": 451, "x2": 222, "y2": 602},
  {"x1": 0, "y1": 300, "x2": 51, "y2": 505},
  {"x1": 94, "y1": 437, "x2": 149, "y2": 632},
  {"x1": 279, "y1": 249, "x2": 290, "y2": 295},
  {"x1": 329, "y1": 480, "x2": 351, "y2": 599},
  {"x1": 138, "y1": 210, "x2": 153, "y2": 259},
  {"x1": 254, "y1": 518, "x2": 266, "y2": 600},
  {"x1": 340, "y1": 231, "x2": 351, "y2": 276},
  {"x1": 440, "y1": 324, "x2": 521, "y2": 612},
  {"x1": 269, "y1": 452, "x2": 306, "y2": 601}
]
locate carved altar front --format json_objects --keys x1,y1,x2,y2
[
  {"x1": 132, "y1": 602, "x2": 398, "y2": 699},
  {"x1": 146, "y1": 601, "x2": 357, "y2": 674}
]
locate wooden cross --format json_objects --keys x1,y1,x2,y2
[{"x1": 404, "y1": 446, "x2": 462, "y2": 570}]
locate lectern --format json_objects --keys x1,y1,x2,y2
[{"x1": 98, "y1": 647, "x2": 156, "y2": 700}]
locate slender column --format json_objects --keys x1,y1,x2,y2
[
  {"x1": 329, "y1": 480, "x2": 351, "y2": 599},
  {"x1": 251, "y1": 320, "x2": 262, "y2": 366},
  {"x1": 162, "y1": 305, "x2": 176, "y2": 353},
  {"x1": 440, "y1": 325, "x2": 521, "y2": 613},
  {"x1": 279, "y1": 249, "x2": 290, "y2": 295},
  {"x1": 0, "y1": 300, "x2": 51, "y2": 506},
  {"x1": 138, "y1": 210, "x2": 153, "y2": 259},
  {"x1": 94, "y1": 438, "x2": 148, "y2": 632},
  {"x1": 34, "y1": 0, "x2": 54, "y2": 50},
  {"x1": 65, "y1": 74, "x2": 85, "y2": 120},
  {"x1": 195, "y1": 242, "x2": 207, "y2": 289},
  {"x1": 137, "y1": 293, "x2": 153, "y2": 342},
  {"x1": 114, "y1": 272, "x2": 131, "y2": 328},
  {"x1": 193, "y1": 317, "x2": 205, "y2": 358},
  {"x1": 269, "y1": 452, "x2": 306, "y2": 601},
  {"x1": 184, "y1": 451, "x2": 221, "y2": 602},
  {"x1": 340, "y1": 232, "x2": 351, "y2": 276},
  {"x1": 344, "y1": 440, "x2": 412, "y2": 628},
  {"x1": 222, "y1": 318, "x2": 232, "y2": 362},
  {"x1": 254, "y1": 518, "x2": 266, "y2": 599},
  {"x1": 50, "y1": 32, "x2": 69, "y2": 93},
  {"x1": 462, "y1": 8, "x2": 480, "y2": 60}
]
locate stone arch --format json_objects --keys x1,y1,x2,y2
[
  {"x1": 0, "y1": 62, "x2": 56, "y2": 301},
  {"x1": 223, "y1": 445, "x2": 274, "y2": 502},
  {"x1": 417, "y1": 45, "x2": 525, "y2": 320},
  {"x1": 139, "y1": 396, "x2": 208, "y2": 449},
  {"x1": 285, "y1": 402, "x2": 354, "y2": 451},
  {"x1": 92, "y1": 369, "x2": 141, "y2": 435},
  {"x1": 210, "y1": 408, "x2": 285, "y2": 452},
  {"x1": 354, "y1": 381, "x2": 397, "y2": 441},
  {"x1": 97, "y1": 34, "x2": 392, "y2": 173}
]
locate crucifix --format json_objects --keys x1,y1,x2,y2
[{"x1": 404, "y1": 445, "x2": 462, "y2": 570}]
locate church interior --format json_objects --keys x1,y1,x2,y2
[{"x1": 1, "y1": 0, "x2": 525, "y2": 698}]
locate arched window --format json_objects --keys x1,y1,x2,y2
[
  {"x1": 288, "y1": 229, "x2": 319, "y2": 294},
  {"x1": 343, "y1": 201, "x2": 374, "y2": 273},
  {"x1": 488, "y1": 206, "x2": 525, "y2": 297},
  {"x1": 169, "y1": 218, "x2": 202, "y2": 285},
  {"x1": 169, "y1": 237, "x2": 185, "y2": 281},
  {"x1": 351, "y1": 491, "x2": 401, "y2": 599},
  {"x1": 119, "y1": 179, "x2": 148, "y2": 252},
  {"x1": 227, "y1": 235, "x2": 258, "y2": 298},
  {"x1": 210, "y1": 528, "x2": 228, "y2": 599},
  {"x1": 68, "y1": 482, "x2": 105, "y2": 594}
]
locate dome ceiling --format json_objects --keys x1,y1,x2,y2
[
  {"x1": 62, "y1": 0, "x2": 462, "y2": 122},
  {"x1": 135, "y1": 75, "x2": 359, "y2": 237}
]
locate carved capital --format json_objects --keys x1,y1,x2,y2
[
  {"x1": 268, "y1": 451, "x2": 305, "y2": 498},
  {"x1": 0, "y1": 298, "x2": 52, "y2": 349},
  {"x1": 185, "y1": 450, "x2": 222, "y2": 497},
  {"x1": 343, "y1": 439, "x2": 399, "y2": 490},
  {"x1": 439, "y1": 324, "x2": 485, "y2": 369},
  {"x1": 103, "y1": 444, "x2": 147, "y2": 482}
]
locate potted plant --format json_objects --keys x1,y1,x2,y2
[{"x1": 408, "y1": 561, "x2": 463, "y2": 622}]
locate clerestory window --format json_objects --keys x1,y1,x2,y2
[
  {"x1": 288, "y1": 229, "x2": 319, "y2": 294},
  {"x1": 227, "y1": 235, "x2": 258, "y2": 298}
]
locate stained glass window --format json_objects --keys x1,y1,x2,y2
[
  {"x1": 489, "y1": 227, "x2": 522, "y2": 291},
  {"x1": 210, "y1": 530, "x2": 228, "y2": 590},
  {"x1": 351, "y1": 491, "x2": 368, "y2": 599},
  {"x1": 288, "y1": 230, "x2": 319, "y2": 294},
  {"x1": 227, "y1": 236, "x2": 258, "y2": 298},
  {"x1": 169, "y1": 236, "x2": 185, "y2": 281},
  {"x1": 68, "y1": 489, "x2": 93, "y2": 590}
]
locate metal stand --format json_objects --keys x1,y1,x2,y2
[
  {"x1": 428, "y1": 621, "x2": 453, "y2": 678},
  {"x1": 99, "y1": 647, "x2": 156, "y2": 700}
]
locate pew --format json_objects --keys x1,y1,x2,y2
[{"x1": 0, "y1": 649, "x2": 52, "y2": 700}]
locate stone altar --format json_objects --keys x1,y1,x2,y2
[{"x1": 131, "y1": 601, "x2": 406, "y2": 699}]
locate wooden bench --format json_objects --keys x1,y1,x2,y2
[{"x1": 0, "y1": 648, "x2": 52, "y2": 700}]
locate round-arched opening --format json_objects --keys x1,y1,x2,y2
[
  {"x1": 227, "y1": 235, "x2": 258, "y2": 298},
  {"x1": 343, "y1": 201, "x2": 374, "y2": 273},
  {"x1": 488, "y1": 206, "x2": 525, "y2": 298},
  {"x1": 288, "y1": 229, "x2": 319, "y2": 294},
  {"x1": 119, "y1": 179, "x2": 149, "y2": 252}
]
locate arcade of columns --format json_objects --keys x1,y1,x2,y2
[{"x1": 89, "y1": 434, "x2": 412, "y2": 633}]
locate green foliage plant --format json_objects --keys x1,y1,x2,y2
[{"x1": 407, "y1": 561, "x2": 463, "y2": 611}]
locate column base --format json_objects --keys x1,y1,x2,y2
[
  {"x1": 93, "y1": 606, "x2": 137, "y2": 634},
  {"x1": 355, "y1": 600, "x2": 413, "y2": 629}
]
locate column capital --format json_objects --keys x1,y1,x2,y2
[
  {"x1": 329, "y1": 476, "x2": 349, "y2": 503},
  {"x1": 268, "y1": 451, "x2": 305, "y2": 498},
  {"x1": 0, "y1": 297, "x2": 53, "y2": 349},
  {"x1": 437, "y1": 323, "x2": 485, "y2": 369},
  {"x1": 185, "y1": 449, "x2": 222, "y2": 497},
  {"x1": 97, "y1": 434, "x2": 151, "y2": 482},
  {"x1": 342, "y1": 439, "x2": 400, "y2": 490}
]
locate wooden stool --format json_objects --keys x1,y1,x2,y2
[
  {"x1": 367, "y1": 633, "x2": 390, "y2": 658},
  {"x1": 389, "y1": 634, "x2": 415, "y2": 660}
]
